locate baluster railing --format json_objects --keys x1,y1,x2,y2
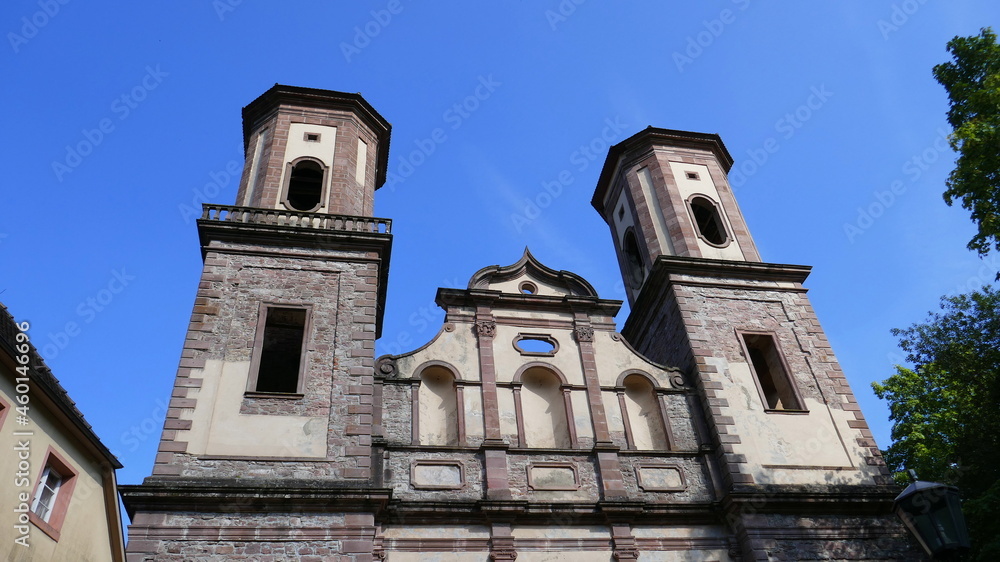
[{"x1": 200, "y1": 204, "x2": 391, "y2": 234}]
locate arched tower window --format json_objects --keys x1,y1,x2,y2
[
  {"x1": 689, "y1": 196, "x2": 728, "y2": 246},
  {"x1": 418, "y1": 366, "x2": 459, "y2": 446},
  {"x1": 519, "y1": 367, "x2": 571, "y2": 448},
  {"x1": 285, "y1": 159, "x2": 325, "y2": 212},
  {"x1": 621, "y1": 374, "x2": 669, "y2": 450},
  {"x1": 623, "y1": 229, "x2": 645, "y2": 289}
]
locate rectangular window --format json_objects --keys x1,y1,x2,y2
[
  {"x1": 247, "y1": 305, "x2": 309, "y2": 395},
  {"x1": 31, "y1": 467, "x2": 62, "y2": 521},
  {"x1": 739, "y1": 332, "x2": 805, "y2": 412},
  {"x1": 29, "y1": 447, "x2": 78, "y2": 541}
]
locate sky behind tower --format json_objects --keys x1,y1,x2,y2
[{"x1": 2, "y1": 2, "x2": 997, "y2": 503}]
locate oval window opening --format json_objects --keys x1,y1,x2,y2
[
  {"x1": 514, "y1": 336, "x2": 557, "y2": 355},
  {"x1": 689, "y1": 196, "x2": 728, "y2": 245}
]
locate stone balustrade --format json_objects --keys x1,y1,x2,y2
[{"x1": 201, "y1": 204, "x2": 392, "y2": 234}]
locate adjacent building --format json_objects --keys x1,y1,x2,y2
[
  {"x1": 119, "y1": 85, "x2": 923, "y2": 560},
  {"x1": 0, "y1": 303, "x2": 125, "y2": 561}
]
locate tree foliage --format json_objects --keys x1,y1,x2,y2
[
  {"x1": 873, "y1": 286, "x2": 1000, "y2": 558},
  {"x1": 932, "y1": 27, "x2": 1000, "y2": 256}
]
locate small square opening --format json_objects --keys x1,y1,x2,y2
[
  {"x1": 685, "y1": 171, "x2": 700, "y2": 180},
  {"x1": 304, "y1": 132, "x2": 321, "y2": 142}
]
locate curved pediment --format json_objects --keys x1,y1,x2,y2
[{"x1": 467, "y1": 248, "x2": 598, "y2": 298}]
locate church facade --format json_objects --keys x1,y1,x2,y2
[{"x1": 119, "y1": 85, "x2": 923, "y2": 560}]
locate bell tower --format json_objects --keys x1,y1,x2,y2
[
  {"x1": 235, "y1": 85, "x2": 390, "y2": 216},
  {"x1": 592, "y1": 128, "x2": 761, "y2": 306},
  {"x1": 120, "y1": 85, "x2": 393, "y2": 561},
  {"x1": 593, "y1": 128, "x2": 913, "y2": 559}
]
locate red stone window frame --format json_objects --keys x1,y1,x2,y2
[
  {"x1": 736, "y1": 330, "x2": 808, "y2": 413},
  {"x1": 0, "y1": 394, "x2": 10, "y2": 429},
  {"x1": 245, "y1": 303, "x2": 312, "y2": 398},
  {"x1": 29, "y1": 446, "x2": 79, "y2": 541}
]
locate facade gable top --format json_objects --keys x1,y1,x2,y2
[{"x1": 467, "y1": 248, "x2": 599, "y2": 298}]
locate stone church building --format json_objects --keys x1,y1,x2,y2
[{"x1": 119, "y1": 85, "x2": 923, "y2": 560}]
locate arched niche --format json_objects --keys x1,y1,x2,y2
[
  {"x1": 619, "y1": 372, "x2": 670, "y2": 450},
  {"x1": 417, "y1": 364, "x2": 460, "y2": 446},
  {"x1": 517, "y1": 365, "x2": 571, "y2": 448}
]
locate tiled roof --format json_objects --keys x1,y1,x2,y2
[{"x1": 0, "y1": 302, "x2": 122, "y2": 469}]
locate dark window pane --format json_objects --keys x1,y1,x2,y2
[
  {"x1": 287, "y1": 161, "x2": 323, "y2": 211},
  {"x1": 690, "y1": 197, "x2": 728, "y2": 245},
  {"x1": 256, "y1": 308, "x2": 306, "y2": 393}
]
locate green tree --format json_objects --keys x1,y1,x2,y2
[
  {"x1": 932, "y1": 27, "x2": 1000, "y2": 256},
  {"x1": 873, "y1": 286, "x2": 1000, "y2": 559}
]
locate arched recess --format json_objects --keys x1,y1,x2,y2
[
  {"x1": 618, "y1": 372, "x2": 671, "y2": 450},
  {"x1": 416, "y1": 364, "x2": 461, "y2": 446},
  {"x1": 515, "y1": 365, "x2": 574, "y2": 448}
]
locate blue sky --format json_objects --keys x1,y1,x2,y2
[{"x1": 2, "y1": 2, "x2": 996, "y2": 504}]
